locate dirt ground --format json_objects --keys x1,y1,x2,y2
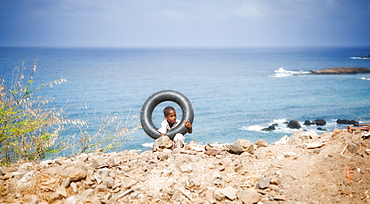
[
  {"x1": 254, "y1": 129, "x2": 370, "y2": 203},
  {"x1": 1, "y1": 129, "x2": 370, "y2": 204}
]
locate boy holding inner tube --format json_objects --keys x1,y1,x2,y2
[{"x1": 158, "y1": 106, "x2": 192, "y2": 149}]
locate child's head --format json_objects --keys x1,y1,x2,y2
[{"x1": 163, "y1": 106, "x2": 176, "y2": 125}]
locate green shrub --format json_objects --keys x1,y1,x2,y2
[
  {"x1": 0, "y1": 61, "x2": 68, "y2": 164},
  {"x1": 0, "y1": 61, "x2": 139, "y2": 165}
]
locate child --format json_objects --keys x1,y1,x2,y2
[{"x1": 158, "y1": 106, "x2": 192, "y2": 149}]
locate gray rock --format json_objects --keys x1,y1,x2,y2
[
  {"x1": 156, "y1": 151, "x2": 170, "y2": 161},
  {"x1": 213, "y1": 188, "x2": 224, "y2": 201},
  {"x1": 237, "y1": 189, "x2": 261, "y2": 204},
  {"x1": 56, "y1": 185, "x2": 67, "y2": 197},
  {"x1": 98, "y1": 168, "x2": 109, "y2": 181},
  {"x1": 92, "y1": 198, "x2": 102, "y2": 204},
  {"x1": 255, "y1": 139, "x2": 268, "y2": 148},
  {"x1": 103, "y1": 177, "x2": 115, "y2": 188},
  {"x1": 288, "y1": 131, "x2": 317, "y2": 144},
  {"x1": 314, "y1": 119, "x2": 326, "y2": 126},
  {"x1": 62, "y1": 177, "x2": 71, "y2": 188},
  {"x1": 256, "y1": 177, "x2": 271, "y2": 189},
  {"x1": 226, "y1": 139, "x2": 254, "y2": 154},
  {"x1": 204, "y1": 189, "x2": 217, "y2": 203},
  {"x1": 179, "y1": 164, "x2": 193, "y2": 173},
  {"x1": 81, "y1": 189, "x2": 95, "y2": 198},
  {"x1": 152, "y1": 136, "x2": 173, "y2": 151},
  {"x1": 95, "y1": 184, "x2": 108, "y2": 192},
  {"x1": 347, "y1": 142, "x2": 359, "y2": 153},
  {"x1": 70, "y1": 182, "x2": 78, "y2": 193},
  {"x1": 22, "y1": 195, "x2": 38, "y2": 204},
  {"x1": 220, "y1": 186, "x2": 238, "y2": 200},
  {"x1": 287, "y1": 120, "x2": 301, "y2": 129},
  {"x1": 61, "y1": 167, "x2": 87, "y2": 182},
  {"x1": 205, "y1": 148, "x2": 220, "y2": 156}
]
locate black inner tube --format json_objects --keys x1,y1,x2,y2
[{"x1": 140, "y1": 90, "x2": 194, "y2": 140}]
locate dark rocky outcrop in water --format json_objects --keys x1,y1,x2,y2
[
  {"x1": 261, "y1": 125, "x2": 276, "y2": 131},
  {"x1": 312, "y1": 67, "x2": 370, "y2": 74},
  {"x1": 287, "y1": 120, "x2": 301, "y2": 129},
  {"x1": 303, "y1": 119, "x2": 326, "y2": 126},
  {"x1": 357, "y1": 54, "x2": 370, "y2": 59},
  {"x1": 337, "y1": 119, "x2": 359, "y2": 125},
  {"x1": 314, "y1": 119, "x2": 326, "y2": 126}
]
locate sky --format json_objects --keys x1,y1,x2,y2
[{"x1": 0, "y1": 0, "x2": 370, "y2": 48}]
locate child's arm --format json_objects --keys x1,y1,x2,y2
[
  {"x1": 158, "y1": 120, "x2": 167, "y2": 136},
  {"x1": 184, "y1": 121, "x2": 193, "y2": 134}
]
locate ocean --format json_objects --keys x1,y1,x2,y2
[{"x1": 1, "y1": 47, "x2": 369, "y2": 155}]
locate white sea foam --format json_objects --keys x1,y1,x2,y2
[
  {"x1": 241, "y1": 118, "x2": 349, "y2": 134},
  {"x1": 351, "y1": 57, "x2": 370, "y2": 60},
  {"x1": 270, "y1": 67, "x2": 312, "y2": 77},
  {"x1": 142, "y1": 142, "x2": 153, "y2": 148},
  {"x1": 359, "y1": 77, "x2": 370, "y2": 80},
  {"x1": 239, "y1": 125, "x2": 266, "y2": 132},
  {"x1": 273, "y1": 118, "x2": 288, "y2": 124}
]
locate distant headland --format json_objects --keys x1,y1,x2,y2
[
  {"x1": 312, "y1": 67, "x2": 370, "y2": 74},
  {"x1": 271, "y1": 67, "x2": 370, "y2": 77}
]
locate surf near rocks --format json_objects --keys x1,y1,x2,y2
[{"x1": 1, "y1": 129, "x2": 370, "y2": 203}]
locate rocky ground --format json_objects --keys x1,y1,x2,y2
[{"x1": 1, "y1": 129, "x2": 370, "y2": 204}]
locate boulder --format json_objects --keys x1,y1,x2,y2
[
  {"x1": 288, "y1": 131, "x2": 318, "y2": 144},
  {"x1": 337, "y1": 119, "x2": 359, "y2": 125},
  {"x1": 61, "y1": 167, "x2": 87, "y2": 182},
  {"x1": 254, "y1": 139, "x2": 268, "y2": 148},
  {"x1": 152, "y1": 136, "x2": 173, "y2": 151},
  {"x1": 261, "y1": 125, "x2": 275, "y2": 131},
  {"x1": 287, "y1": 120, "x2": 301, "y2": 129},
  {"x1": 314, "y1": 119, "x2": 326, "y2": 126},
  {"x1": 226, "y1": 139, "x2": 255, "y2": 154}
]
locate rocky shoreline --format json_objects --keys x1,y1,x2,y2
[
  {"x1": 271, "y1": 67, "x2": 370, "y2": 77},
  {"x1": 1, "y1": 129, "x2": 370, "y2": 204},
  {"x1": 312, "y1": 67, "x2": 370, "y2": 74}
]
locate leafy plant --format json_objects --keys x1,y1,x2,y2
[
  {"x1": 0, "y1": 61, "x2": 68, "y2": 164},
  {"x1": 0, "y1": 61, "x2": 140, "y2": 165}
]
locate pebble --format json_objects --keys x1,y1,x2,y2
[{"x1": 256, "y1": 177, "x2": 272, "y2": 189}]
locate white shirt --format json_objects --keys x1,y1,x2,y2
[{"x1": 158, "y1": 119, "x2": 181, "y2": 134}]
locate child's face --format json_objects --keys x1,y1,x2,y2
[{"x1": 165, "y1": 110, "x2": 177, "y2": 125}]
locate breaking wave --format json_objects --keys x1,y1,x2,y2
[
  {"x1": 270, "y1": 67, "x2": 312, "y2": 77},
  {"x1": 240, "y1": 119, "x2": 351, "y2": 134}
]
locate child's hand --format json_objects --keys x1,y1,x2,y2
[
  {"x1": 184, "y1": 121, "x2": 192, "y2": 129},
  {"x1": 184, "y1": 121, "x2": 193, "y2": 133}
]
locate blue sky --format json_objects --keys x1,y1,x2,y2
[{"x1": 1, "y1": 0, "x2": 369, "y2": 48}]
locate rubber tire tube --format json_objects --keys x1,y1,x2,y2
[{"x1": 140, "y1": 90, "x2": 194, "y2": 140}]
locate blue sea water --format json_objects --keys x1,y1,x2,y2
[{"x1": 1, "y1": 47, "x2": 370, "y2": 154}]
